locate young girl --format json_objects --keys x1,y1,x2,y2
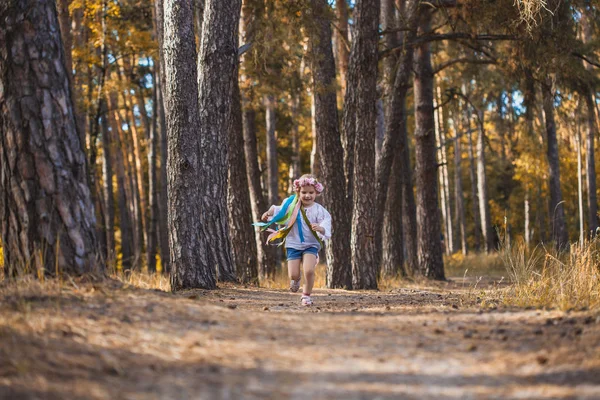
[{"x1": 258, "y1": 174, "x2": 331, "y2": 306}]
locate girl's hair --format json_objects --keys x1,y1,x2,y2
[{"x1": 293, "y1": 174, "x2": 324, "y2": 193}]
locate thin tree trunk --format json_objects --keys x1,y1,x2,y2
[
  {"x1": 434, "y1": 85, "x2": 453, "y2": 255},
  {"x1": 100, "y1": 99, "x2": 115, "y2": 264},
  {"x1": 289, "y1": 92, "x2": 302, "y2": 188},
  {"x1": 476, "y1": 108, "x2": 494, "y2": 253},
  {"x1": 462, "y1": 91, "x2": 481, "y2": 251},
  {"x1": 147, "y1": 66, "x2": 159, "y2": 273},
  {"x1": 0, "y1": 0, "x2": 98, "y2": 276},
  {"x1": 163, "y1": 0, "x2": 216, "y2": 290},
  {"x1": 450, "y1": 114, "x2": 467, "y2": 255},
  {"x1": 413, "y1": 8, "x2": 444, "y2": 280},
  {"x1": 109, "y1": 109, "x2": 134, "y2": 271},
  {"x1": 310, "y1": 91, "x2": 321, "y2": 177},
  {"x1": 307, "y1": 0, "x2": 353, "y2": 289},
  {"x1": 577, "y1": 124, "x2": 584, "y2": 246},
  {"x1": 264, "y1": 94, "x2": 279, "y2": 207},
  {"x1": 335, "y1": 0, "x2": 350, "y2": 98},
  {"x1": 347, "y1": 0, "x2": 380, "y2": 289},
  {"x1": 541, "y1": 79, "x2": 568, "y2": 249},
  {"x1": 154, "y1": 0, "x2": 170, "y2": 273}
]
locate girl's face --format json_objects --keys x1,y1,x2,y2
[{"x1": 299, "y1": 185, "x2": 316, "y2": 207}]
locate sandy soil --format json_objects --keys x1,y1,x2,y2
[{"x1": 0, "y1": 277, "x2": 598, "y2": 400}]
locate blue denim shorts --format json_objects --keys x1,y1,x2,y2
[{"x1": 286, "y1": 247, "x2": 319, "y2": 261}]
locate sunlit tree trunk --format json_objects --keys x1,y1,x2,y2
[
  {"x1": 0, "y1": 0, "x2": 98, "y2": 276},
  {"x1": 450, "y1": 114, "x2": 467, "y2": 255},
  {"x1": 154, "y1": 0, "x2": 170, "y2": 273},
  {"x1": 109, "y1": 109, "x2": 134, "y2": 271},
  {"x1": 541, "y1": 79, "x2": 568, "y2": 249},
  {"x1": 307, "y1": 0, "x2": 353, "y2": 289},
  {"x1": 434, "y1": 85, "x2": 453, "y2": 255},
  {"x1": 475, "y1": 108, "x2": 494, "y2": 253},
  {"x1": 413, "y1": 8, "x2": 444, "y2": 280},
  {"x1": 462, "y1": 90, "x2": 481, "y2": 252},
  {"x1": 310, "y1": 91, "x2": 321, "y2": 177},
  {"x1": 100, "y1": 100, "x2": 115, "y2": 264},
  {"x1": 147, "y1": 66, "x2": 159, "y2": 273}
]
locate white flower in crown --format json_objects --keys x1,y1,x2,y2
[{"x1": 293, "y1": 177, "x2": 324, "y2": 193}]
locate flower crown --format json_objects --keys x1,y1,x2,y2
[{"x1": 293, "y1": 176, "x2": 324, "y2": 193}]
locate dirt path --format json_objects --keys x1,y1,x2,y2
[{"x1": 0, "y1": 278, "x2": 599, "y2": 399}]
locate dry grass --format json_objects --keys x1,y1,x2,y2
[
  {"x1": 500, "y1": 238, "x2": 600, "y2": 311},
  {"x1": 514, "y1": 0, "x2": 551, "y2": 33}
]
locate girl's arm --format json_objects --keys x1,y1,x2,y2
[{"x1": 261, "y1": 197, "x2": 289, "y2": 221}]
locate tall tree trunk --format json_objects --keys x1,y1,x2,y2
[
  {"x1": 462, "y1": 90, "x2": 481, "y2": 251},
  {"x1": 541, "y1": 79, "x2": 568, "y2": 249},
  {"x1": 310, "y1": 91, "x2": 321, "y2": 177},
  {"x1": 335, "y1": 0, "x2": 350, "y2": 99},
  {"x1": 347, "y1": 0, "x2": 380, "y2": 290},
  {"x1": 476, "y1": 108, "x2": 494, "y2": 253},
  {"x1": 0, "y1": 0, "x2": 98, "y2": 276},
  {"x1": 382, "y1": 155, "x2": 405, "y2": 276},
  {"x1": 375, "y1": 0, "x2": 418, "y2": 275},
  {"x1": 109, "y1": 109, "x2": 134, "y2": 271},
  {"x1": 289, "y1": 92, "x2": 301, "y2": 191},
  {"x1": 147, "y1": 66, "x2": 159, "y2": 273},
  {"x1": 229, "y1": 73, "x2": 259, "y2": 284},
  {"x1": 100, "y1": 99, "x2": 115, "y2": 264},
  {"x1": 581, "y1": 13, "x2": 598, "y2": 235},
  {"x1": 196, "y1": 0, "x2": 241, "y2": 283},
  {"x1": 450, "y1": 114, "x2": 467, "y2": 255},
  {"x1": 434, "y1": 85, "x2": 453, "y2": 255},
  {"x1": 163, "y1": 0, "x2": 216, "y2": 290},
  {"x1": 307, "y1": 0, "x2": 353, "y2": 289},
  {"x1": 413, "y1": 8, "x2": 444, "y2": 280},
  {"x1": 154, "y1": 0, "x2": 170, "y2": 273},
  {"x1": 264, "y1": 94, "x2": 279, "y2": 207}
]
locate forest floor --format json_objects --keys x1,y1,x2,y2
[{"x1": 0, "y1": 272, "x2": 599, "y2": 400}]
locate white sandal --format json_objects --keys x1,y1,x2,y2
[
  {"x1": 301, "y1": 295, "x2": 313, "y2": 306},
  {"x1": 289, "y1": 279, "x2": 301, "y2": 293}
]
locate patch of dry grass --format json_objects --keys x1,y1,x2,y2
[{"x1": 500, "y1": 238, "x2": 600, "y2": 311}]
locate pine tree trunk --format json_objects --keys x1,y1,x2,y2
[
  {"x1": 375, "y1": 0, "x2": 418, "y2": 275},
  {"x1": 0, "y1": 0, "x2": 98, "y2": 276},
  {"x1": 100, "y1": 99, "x2": 115, "y2": 264},
  {"x1": 307, "y1": 0, "x2": 353, "y2": 289},
  {"x1": 196, "y1": 0, "x2": 241, "y2": 283},
  {"x1": 289, "y1": 93, "x2": 301, "y2": 188},
  {"x1": 310, "y1": 92, "x2": 321, "y2": 177},
  {"x1": 413, "y1": 9, "x2": 444, "y2": 280},
  {"x1": 109, "y1": 110, "x2": 134, "y2": 271},
  {"x1": 227, "y1": 26, "x2": 258, "y2": 285},
  {"x1": 163, "y1": 0, "x2": 216, "y2": 290},
  {"x1": 264, "y1": 94, "x2": 279, "y2": 207},
  {"x1": 434, "y1": 87, "x2": 453, "y2": 255},
  {"x1": 581, "y1": 13, "x2": 598, "y2": 235},
  {"x1": 335, "y1": 0, "x2": 350, "y2": 99},
  {"x1": 147, "y1": 66, "x2": 159, "y2": 273},
  {"x1": 401, "y1": 107, "x2": 418, "y2": 275},
  {"x1": 450, "y1": 115, "x2": 467, "y2": 255},
  {"x1": 541, "y1": 79, "x2": 568, "y2": 249},
  {"x1": 154, "y1": 0, "x2": 171, "y2": 274},
  {"x1": 382, "y1": 155, "x2": 405, "y2": 276},
  {"x1": 463, "y1": 96, "x2": 481, "y2": 252},
  {"x1": 347, "y1": 0, "x2": 380, "y2": 290},
  {"x1": 476, "y1": 109, "x2": 494, "y2": 253}
]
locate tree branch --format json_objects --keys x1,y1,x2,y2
[
  {"x1": 572, "y1": 52, "x2": 600, "y2": 68},
  {"x1": 433, "y1": 58, "x2": 495, "y2": 74}
]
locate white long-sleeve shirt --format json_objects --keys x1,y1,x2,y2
[{"x1": 269, "y1": 198, "x2": 332, "y2": 251}]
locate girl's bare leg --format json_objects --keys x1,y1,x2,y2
[
  {"x1": 301, "y1": 253, "x2": 317, "y2": 294},
  {"x1": 288, "y1": 259, "x2": 301, "y2": 281}
]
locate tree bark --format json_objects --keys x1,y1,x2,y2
[
  {"x1": 163, "y1": 0, "x2": 216, "y2": 290},
  {"x1": 307, "y1": 0, "x2": 353, "y2": 289},
  {"x1": 196, "y1": 0, "x2": 241, "y2": 283},
  {"x1": 335, "y1": 0, "x2": 350, "y2": 99},
  {"x1": 0, "y1": 0, "x2": 98, "y2": 276},
  {"x1": 434, "y1": 85, "x2": 453, "y2": 255},
  {"x1": 475, "y1": 108, "x2": 494, "y2": 253},
  {"x1": 450, "y1": 114, "x2": 467, "y2": 255},
  {"x1": 413, "y1": 8, "x2": 444, "y2": 280},
  {"x1": 154, "y1": 0, "x2": 171, "y2": 273},
  {"x1": 346, "y1": 0, "x2": 380, "y2": 290},
  {"x1": 541, "y1": 79, "x2": 568, "y2": 249},
  {"x1": 264, "y1": 94, "x2": 279, "y2": 207},
  {"x1": 100, "y1": 99, "x2": 115, "y2": 264},
  {"x1": 147, "y1": 66, "x2": 159, "y2": 273},
  {"x1": 375, "y1": 0, "x2": 418, "y2": 275},
  {"x1": 227, "y1": 27, "x2": 258, "y2": 285}
]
